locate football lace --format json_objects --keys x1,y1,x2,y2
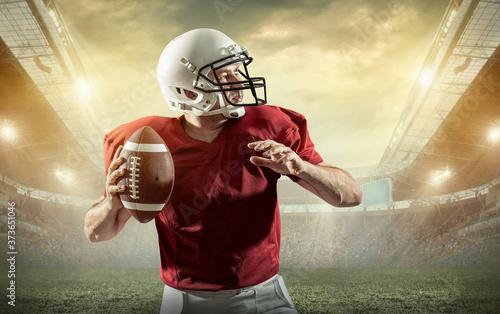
[{"x1": 128, "y1": 156, "x2": 141, "y2": 200}]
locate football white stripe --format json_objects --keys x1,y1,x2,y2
[
  {"x1": 123, "y1": 142, "x2": 168, "y2": 153},
  {"x1": 122, "y1": 201, "x2": 165, "y2": 211}
]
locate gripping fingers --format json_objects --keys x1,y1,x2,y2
[
  {"x1": 108, "y1": 168, "x2": 124, "y2": 184},
  {"x1": 108, "y1": 184, "x2": 125, "y2": 194},
  {"x1": 106, "y1": 145, "x2": 126, "y2": 194},
  {"x1": 106, "y1": 168, "x2": 126, "y2": 195},
  {"x1": 108, "y1": 146, "x2": 124, "y2": 173}
]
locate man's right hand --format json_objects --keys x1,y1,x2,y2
[
  {"x1": 105, "y1": 145, "x2": 126, "y2": 210},
  {"x1": 84, "y1": 145, "x2": 132, "y2": 242}
]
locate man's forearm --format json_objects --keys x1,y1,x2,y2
[
  {"x1": 247, "y1": 140, "x2": 363, "y2": 207},
  {"x1": 84, "y1": 196, "x2": 129, "y2": 242},
  {"x1": 297, "y1": 162, "x2": 362, "y2": 207}
]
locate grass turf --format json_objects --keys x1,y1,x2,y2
[{"x1": 1, "y1": 268, "x2": 499, "y2": 313}]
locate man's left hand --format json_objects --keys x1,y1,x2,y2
[{"x1": 248, "y1": 140, "x2": 305, "y2": 176}]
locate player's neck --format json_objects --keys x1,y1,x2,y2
[{"x1": 182, "y1": 114, "x2": 230, "y2": 143}]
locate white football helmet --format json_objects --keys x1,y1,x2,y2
[{"x1": 157, "y1": 28, "x2": 266, "y2": 118}]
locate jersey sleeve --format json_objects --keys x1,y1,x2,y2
[
  {"x1": 103, "y1": 134, "x2": 123, "y2": 177},
  {"x1": 281, "y1": 109, "x2": 323, "y2": 182}
]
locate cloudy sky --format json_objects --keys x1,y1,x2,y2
[{"x1": 58, "y1": 0, "x2": 450, "y2": 168}]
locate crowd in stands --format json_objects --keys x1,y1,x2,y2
[
  {"x1": 279, "y1": 195, "x2": 499, "y2": 269},
  {"x1": 0, "y1": 185, "x2": 499, "y2": 270},
  {"x1": 0, "y1": 193, "x2": 160, "y2": 269}
]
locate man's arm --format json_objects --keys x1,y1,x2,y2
[
  {"x1": 84, "y1": 146, "x2": 132, "y2": 242},
  {"x1": 248, "y1": 140, "x2": 362, "y2": 207},
  {"x1": 295, "y1": 162, "x2": 362, "y2": 207}
]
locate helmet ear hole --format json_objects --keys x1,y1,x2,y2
[{"x1": 184, "y1": 90, "x2": 198, "y2": 100}]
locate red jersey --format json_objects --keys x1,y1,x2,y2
[{"x1": 103, "y1": 105, "x2": 323, "y2": 290}]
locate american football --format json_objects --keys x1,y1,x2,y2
[{"x1": 118, "y1": 126, "x2": 174, "y2": 223}]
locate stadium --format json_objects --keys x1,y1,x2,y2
[{"x1": 0, "y1": 0, "x2": 499, "y2": 313}]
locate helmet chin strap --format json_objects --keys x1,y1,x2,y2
[{"x1": 198, "y1": 92, "x2": 245, "y2": 119}]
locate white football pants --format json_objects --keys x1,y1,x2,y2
[{"x1": 160, "y1": 275, "x2": 297, "y2": 314}]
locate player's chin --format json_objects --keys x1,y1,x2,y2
[
  {"x1": 231, "y1": 95, "x2": 243, "y2": 104},
  {"x1": 226, "y1": 92, "x2": 243, "y2": 105}
]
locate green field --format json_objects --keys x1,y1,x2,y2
[{"x1": 1, "y1": 268, "x2": 499, "y2": 313}]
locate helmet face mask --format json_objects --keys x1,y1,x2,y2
[
  {"x1": 193, "y1": 44, "x2": 266, "y2": 107},
  {"x1": 157, "y1": 29, "x2": 267, "y2": 119}
]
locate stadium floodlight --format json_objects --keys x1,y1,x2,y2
[
  {"x1": 419, "y1": 69, "x2": 434, "y2": 86},
  {"x1": 1, "y1": 124, "x2": 16, "y2": 142},
  {"x1": 488, "y1": 127, "x2": 500, "y2": 144},
  {"x1": 431, "y1": 169, "x2": 451, "y2": 184},
  {"x1": 77, "y1": 77, "x2": 92, "y2": 100},
  {"x1": 55, "y1": 169, "x2": 74, "y2": 185}
]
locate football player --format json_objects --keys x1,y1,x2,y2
[{"x1": 85, "y1": 28, "x2": 362, "y2": 314}]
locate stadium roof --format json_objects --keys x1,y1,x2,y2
[
  {"x1": 0, "y1": 0, "x2": 105, "y2": 200},
  {"x1": 350, "y1": 0, "x2": 500, "y2": 201},
  {"x1": 0, "y1": 0, "x2": 499, "y2": 208}
]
